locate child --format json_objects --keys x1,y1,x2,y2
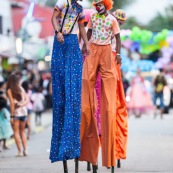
[
  {"x1": 31, "y1": 87, "x2": 45, "y2": 126},
  {"x1": 0, "y1": 96, "x2": 13, "y2": 152}
]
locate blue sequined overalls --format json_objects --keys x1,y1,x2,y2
[{"x1": 50, "y1": 0, "x2": 83, "y2": 163}]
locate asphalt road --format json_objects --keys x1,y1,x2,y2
[{"x1": 0, "y1": 110, "x2": 173, "y2": 173}]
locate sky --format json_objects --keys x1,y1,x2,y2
[{"x1": 80, "y1": 0, "x2": 173, "y2": 24}]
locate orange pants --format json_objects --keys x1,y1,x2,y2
[{"x1": 80, "y1": 43, "x2": 117, "y2": 167}]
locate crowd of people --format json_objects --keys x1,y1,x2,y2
[{"x1": 125, "y1": 68, "x2": 170, "y2": 119}]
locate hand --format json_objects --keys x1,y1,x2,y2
[
  {"x1": 10, "y1": 117, "x2": 14, "y2": 125},
  {"x1": 82, "y1": 44, "x2": 90, "y2": 55},
  {"x1": 116, "y1": 54, "x2": 122, "y2": 64},
  {"x1": 56, "y1": 32, "x2": 64, "y2": 43},
  {"x1": 86, "y1": 44, "x2": 90, "y2": 55},
  {"x1": 15, "y1": 103, "x2": 22, "y2": 109},
  {"x1": 82, "y1": 44, "x2": 86, "y2": 55}
]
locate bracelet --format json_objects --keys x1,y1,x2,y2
[
  {"x1": 117, "y1": 53, "x2": 120, "y2": 56},
  {"x1": 55, "y1": 29, "x2": 60, "y2": 35},
  {"x1": 10, "y1": 116, "x2": 14, "y2": 118}
]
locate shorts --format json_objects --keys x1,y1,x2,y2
[
  {"x1": 28, "y1": 109, "x2": 33, "y2": 115},
  {"x1": 13, "y1": 116, "x2": 27, "y2": 121}
]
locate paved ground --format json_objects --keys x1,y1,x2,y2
[{"x1": 0, "y1": 110, "x2": 173, "y2": 173}]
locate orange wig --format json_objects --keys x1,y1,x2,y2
[{"x1": 93, "y1": 0, "x2": 114, "y2": 11}]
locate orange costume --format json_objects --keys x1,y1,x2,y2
[
  {"x1": 80, "y1": 0, "x2": 128, "y2": 168},
  {"x1": 111, "y1": 10, "x2": 128, "y2": 161},
  {"x1": 113, "y1": 52, "x2": 128, "y2": 160}
]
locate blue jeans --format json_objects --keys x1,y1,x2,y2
[{"x1": 153, "y1": 92, "x2": 164, "y2": 109}]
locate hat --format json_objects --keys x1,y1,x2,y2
[
  {"x1": 112, "y1": 9, "x2": 127, "y2": 21},
  {"x1": 93, "y1": 0, "x2": 103, "y2": 5}
]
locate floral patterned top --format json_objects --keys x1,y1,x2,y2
[
  {"x1": 55, "y1": 0, "x2": 85, "y2": 35},
  {"x1": 88, "y1": 12, "x2": 120, "y2": 45}
]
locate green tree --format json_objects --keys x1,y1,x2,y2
[
  {"x1": 121, "y1": 17, "x2": 141, "y2": 30},
  {"x1": 146, "y1": 5, "x2": 173, "y2": 31}
]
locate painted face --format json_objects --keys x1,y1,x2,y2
[{"x1": 95, "y1": 3, "x2": 106, "y2": 14}]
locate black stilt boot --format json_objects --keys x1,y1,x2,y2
[
  {"x1": 111, "y1": 166, "x2": 114, "y2": 173},
  {"x1": 63, "y1": 160, "x2": 68, "y2": 173},
  {"x1": 92, "y1": 165, "x2": 97, "y2": 173},
  {"x1": 87, "y1": 162, "x2": 91, "y2": 171},
  {"x1": 75, "y1": 158, "x2": 79, "y2": 173},
  {"x1": 117, "y1": 159, "x2": 121, "y2": 168}
]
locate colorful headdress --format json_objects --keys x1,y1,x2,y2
[
  {"x1": 112, "y1": 9, "x2": 127, "y2": 21},
  {"x1": 93, "y1": 0, "x2": 113, "y2": 10}
]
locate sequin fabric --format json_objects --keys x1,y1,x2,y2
[{"x1": 50, "y1": 34, "x2": 82, "y2": 163}]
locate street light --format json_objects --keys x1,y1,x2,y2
[{"x1": 15, "y1": 37, "x2": 23, "y2": 70}]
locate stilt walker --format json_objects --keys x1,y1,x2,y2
[
  {"x1": 85, "y1": 9, "x2": 128, "y2": 171},
  {"x1": 49, "y1": 0, "x2": 89, "y2": 172},
  {"x1": 80, "y1": 0, "x2": 122, "y2": 172}
]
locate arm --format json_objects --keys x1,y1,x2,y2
[
  {"x1": 79, "y1": 23, "x2": 90, "y2": 55},
  {"x1": 51, "y1": 9, "x2": 64, "y2": 42},
  {"x1": 87, "y1": 29, "x2": 92, "y2": 42},
  {"x1": 51, "y1": 10, "x2": 61, "y2": 31},
  {"x1": 7, "y1": 89, "x2": 15, "y2": 116},
  {"x1": 19, "y1": 91, "x2": 29, "y2": 107},
  {"x1": 115, "y1": 33, "x2": 121, "y2": 64}
]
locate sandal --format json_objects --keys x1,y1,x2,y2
[
  {"x1": 16, "y1": 152, "x2": 23, "y2": 157},
  {"x1": 23, "y1": 150, "x2": 28, "y2": 156}
]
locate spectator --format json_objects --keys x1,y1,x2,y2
[
  {"x1": 0, "y1": 96, "x2": 13, "y2": 152},
  {"x1": 31, "y1": 87, "x2": 45, "y2": 126},
  {"x1": 153, "y1": 68, "x2": 167, "y2": 119},
  {"x1": 6, "y1": 74, "x2": 29, "y2": 156}
]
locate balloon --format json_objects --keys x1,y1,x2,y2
[
  {"x1": 122, "y1": 39, "x2": 132, "y2": 49},
  {"x1": 159, "y1": 41, "x2": 169, "y2": 48},
  {"x1": 121, "y1": 35, "x2": 127, "y2": 41}
]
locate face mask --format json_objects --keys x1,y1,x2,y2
[{"x1": 96, "y1": 4, "x2": 105, "y2": 14}]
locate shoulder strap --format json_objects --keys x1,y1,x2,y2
[
  {"x1": 69, "y1": 13, "x2": 80, "y2": 34},
  {"x1": 60, "y1": 0, "x2": 70, "y2": 33}
]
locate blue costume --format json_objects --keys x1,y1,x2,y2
[{"x1": 50, "y1": 0, "x2": 85, "y2": 163}]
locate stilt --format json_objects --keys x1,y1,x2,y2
[
  {"x1": 111, "y1": 166, "x2": 114, "y2": 173},
  {"x1": 92, "y1": 165, "x2": 97, "y2": 173},
  {"x1": 117, "y1": 159, "x2": 121, "y2": 168},
  {"x1": 75, "y1": 158, "x2": 79, "y2": 173},
  {"x1": 87, "y1": 162, "x2": 91, "y2": 171},
  {"x1": 63, "y1": 160, "x2": 68, "y2": 173}
]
